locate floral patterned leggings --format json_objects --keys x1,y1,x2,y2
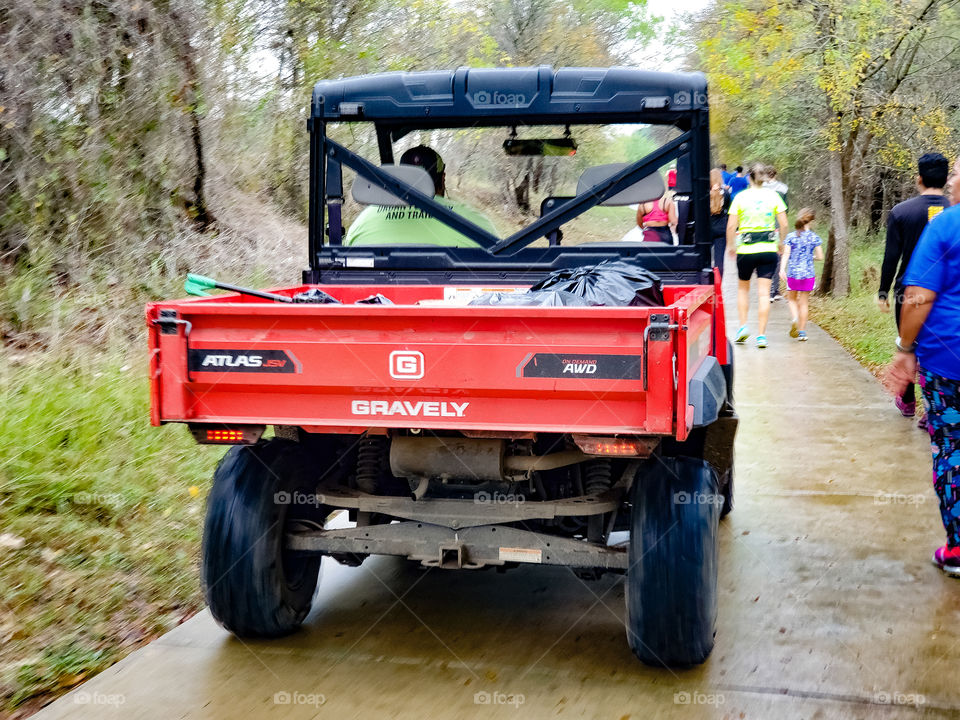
[{"x1": 919, "y1": 368, "x2": 960, "y2": 548}]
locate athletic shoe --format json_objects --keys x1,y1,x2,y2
[
  {"x1": 789, "y1": 321, "x2": 799, "y2": 338},
  {"x1": 932, "y1": 545, "x2": 960, "y2": 577},
  {"x1": 895, "y1": 397, "x2": 917, "y2": 418},
  {"x1": 736, "y1": 326, "x2": 750, "y2": 344},
  {"x1": 756, "y1": 335, "x2": 767, "y2": 349},
  {"x1": 773, "y1": 294, "x2": 784, "y2": 302},
  {"x1": 918, "y1": 414, "x2": 928, "y2": 431},
  {"x1": 797, "y1": 331, "x2": 807, "y2": 342}
]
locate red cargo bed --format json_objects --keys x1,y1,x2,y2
[{"x1": 147, "y1": 279, "x2": 726, "y2": 441}]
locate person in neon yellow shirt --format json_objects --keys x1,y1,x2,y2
[
  {"x1": 345, "y1": 145, "x2": 498, "y2": 247},
  {"x1": 726, "y1": 165, "x2": 788, "y2": 348}
]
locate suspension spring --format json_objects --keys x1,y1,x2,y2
[
  {"x1": 356, "y1": 435, "x2": 388, "y2": 494},
  {"x1": 583, "y1": 458, "x2": 613, "y2": 496}
]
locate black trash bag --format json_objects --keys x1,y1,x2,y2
[
  {"x1": 468, "y1": 290, "x2": 595, "y2": 307},
  {"x1": 292, "y1": 288, "x2": 340, "y2": 304},
  {"x1": 355, "y1": 293, "x2": 394, "y2": 305},
  {"x1": 529, "y1": 259, "x2": 664, "y2": 307}
]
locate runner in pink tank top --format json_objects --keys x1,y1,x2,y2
[{"x1": 636, "y1": 193, "x2": 675, "y2": 243}]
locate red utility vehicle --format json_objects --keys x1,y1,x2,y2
[{"x1": 147, "y1": 66, "x2": 737, "y2": 667}]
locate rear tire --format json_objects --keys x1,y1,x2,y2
[
  {"x1": 625, "y1": 455, "x2": 720, "y2": 667},
  {"x1": 202, "y1": 438, "x2": 327, "y2": 637}
]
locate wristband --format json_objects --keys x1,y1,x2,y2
[{"x1": 896, "y1": 336, "x2": 917, "y2": 353}]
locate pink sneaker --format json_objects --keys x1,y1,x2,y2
[
  {"x1": 932, "y1": 545, "x2": 960, "y2": 576},
  {"x1": 895, "y1": 397, "x2": 916, "y2": 417}
]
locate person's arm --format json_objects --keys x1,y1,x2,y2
[
  {"x1": 726, "y1": 213, "x2": 739, "y2": 256},
  {"x1": 878, "y1": 212, "x2": 902, "y2": 311},
  {"x1": 813, "y1": 234, "x2": 825, "y2": 261},
  {"x1": 780, "y1": 243, "x2": 791, "y2": 281},
  {"x1": 898, "y1": 286, "x2": 937, "y2": 347},
  {"x1": 636, "y1": 203, "x2": 647, "y2": 227},
  {"x1": 776, "y1": 211, "x2": 789, "y2": 247},
  {"x1": 884, "y1": 286, "x2": 937, "y2": 395},
  {"x1": 667, "y1": 196, "x2": 678, "y2": 230},
  {"x1": 883, "y1": 219, "x2": 946, "y2": 395}
]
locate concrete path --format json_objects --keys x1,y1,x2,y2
[{"x1": 34, "y1": 282, "x2": 959, "y2": 719}]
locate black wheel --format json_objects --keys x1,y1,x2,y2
[
  {"x1": 625, "y1": 455, "x2": 720, "y2": 667},
  {"x1": 202, "y1": 438, "x2": 328, "y2": 637}
]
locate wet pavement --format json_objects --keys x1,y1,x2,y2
[{"x1": 34, "y1": 281, "x2": 959, "y2": 719}]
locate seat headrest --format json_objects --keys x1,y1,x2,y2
[
  {"x1": 576, "y1": 163, "x2": 666, "y2": 206},
  {"x1": 351, "y1": 165, "x2": 436, "y2": 207}
]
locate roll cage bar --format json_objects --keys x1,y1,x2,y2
[{"x1": 305, "y1": 66, "x2": 712, "y2": 285}]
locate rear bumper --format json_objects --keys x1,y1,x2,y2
[{"x1": 288, "y1": 521, "x2": 629, "y2": 570}]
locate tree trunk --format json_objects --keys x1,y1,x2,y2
[
  {"x1": 817, "y1": 226, "x2": 836, "y2": 296},
  {"x1": 827, "y1": 149, "x2": 850, "y2": 296},
  {"x1": 168, "y1": 12, "x2": 214, "y2": 231}
]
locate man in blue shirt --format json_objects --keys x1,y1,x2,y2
[
  {"x1": 728, "y1": 166, "x2": 749, "y2": 199},
  {"x1": 721, "y1": 163, "x2": 734, "y2": 189},
  {"x1": 887, "y1": 157, "x2": 960, "y2": 576}
]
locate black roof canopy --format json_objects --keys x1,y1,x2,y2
[
  {"x1": 306, "y1": 66, "x2": 713, "y2": 285},
  {"x1": 311, "y1": 66, "x2": 708, "y2": 128}
]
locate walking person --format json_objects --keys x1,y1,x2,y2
[
  {"x1": 726, "y1": 164, "x2": 789, "y2": 348},
  {"x1": 728, "y1": 166, "x2": 748, "y2": 199},
  {"x1": 636, "y1": 187, "x2": 677, "y2": 244},
  {"x1": 878, "y1": 153, "x2": 950, "y2": 420},
  {"x1": 884, "y1": 157, "x2": 960, "y2": 575},
  {"x1": 779, "y1": 208, "x2": 823, "y2": 341},
  {"x1": 721, "y1": 163, "x2": 734, "y2": 189},
  {"x1": 763, "y1": 167, "x2": 789, "y2": 301},
  {"x1": 709, "y1": 168, "x2": 731, "y2": 278}
]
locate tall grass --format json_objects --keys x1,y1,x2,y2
[
  {"x1": 810, "y1": 230, "x2": 896, "y2": 372},
  {"x1": 0, "y1": 352, "x2": 224, "y2": 709}
]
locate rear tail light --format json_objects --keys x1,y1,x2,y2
[
  {"x1": 572, "y1": 434, "x2": 659, "y2": 457},
  {"x1": 189, "y1": 425, "x2": 265, "y2": 445}
]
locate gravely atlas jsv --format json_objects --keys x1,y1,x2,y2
[{"x1": 147, "y1": 66, "x2": 737, "y2": 667}]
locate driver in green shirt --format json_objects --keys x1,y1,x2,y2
[{"x1": 345, "y1": 145, "x2": 498, "y2": 247}]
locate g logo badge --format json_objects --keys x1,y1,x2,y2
[{"x1": 390, "y1": 351, "x2": 424, "y2": 379}]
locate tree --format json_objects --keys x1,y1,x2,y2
[{"x1": 694, "y1": 0, "x2": 960, "y2": 295}]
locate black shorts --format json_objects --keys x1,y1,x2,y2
[{"x1": 736, "y1": 252, "x2": 778, "y2": 281}]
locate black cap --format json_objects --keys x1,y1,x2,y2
[{"x1": 399, "y1": 145, "x2": 445, "y2": 191}]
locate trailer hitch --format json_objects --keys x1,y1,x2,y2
[{"x1": 643, "y1": 313, "x2": 679, "y2": 391}]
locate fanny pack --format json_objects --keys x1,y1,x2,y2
[{"x1": 741, "y1": 231, "x2": 774, "y2": 245}]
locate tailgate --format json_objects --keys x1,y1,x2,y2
[{"x1": 146, "y1": 293, "x2": 697, "y2": 436}]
